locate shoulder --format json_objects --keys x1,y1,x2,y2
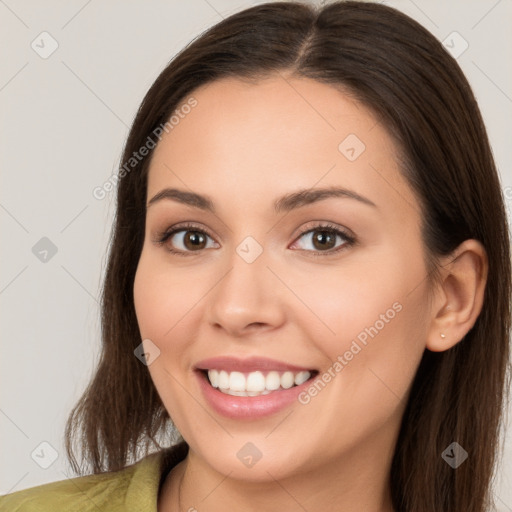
[{"x1": 0, "y1": 441, "x2": 189, "y2": 512}]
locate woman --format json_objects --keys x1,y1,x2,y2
[{"x1": 1, "y1": 1, "x2": 510, "y2": 511}]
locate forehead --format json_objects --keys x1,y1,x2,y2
[{"x1": 146, "y1": 75, "x2": 419, "y2": 222}]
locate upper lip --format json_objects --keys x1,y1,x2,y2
[{"x1": 195, "y1": 356, "x2": 315, "y2": 373}]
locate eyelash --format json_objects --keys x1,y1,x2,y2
[{"x1": 153, "y1": 221, "x2": 356, "y2": 258}]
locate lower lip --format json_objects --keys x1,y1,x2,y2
[{"x1": 195, "y1": 370, "x2": 315, "y2": 419}]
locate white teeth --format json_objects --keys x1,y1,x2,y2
[
  {"x1": 208, "y1": 369, "x2": 219, "y2": 388},
  {"x1": 281, "y1": 371, "x2": 294, "y2": 389},
  {"x1": 266, "y1": 371, "x2": 281, "y2": 391},
  {"x1": 218, "y1": 370, "x2": 229, "y2": 389},
  {"x1": 246, "y1": 371, "x2": 265, "y2": 392},
  {"x1": 225, "y1": 389, "x2": 247, "y2": 396},
  {"x1": 206, "y1": 369, "x2": 312, "y2": 396},
  {"x1": 294, "y1": 371, "x2": 310, "y2": 386},
  {"x1": 229, "y1": 371, "x2": 246, "y2": 391}
]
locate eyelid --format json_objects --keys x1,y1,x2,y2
[
  {"x1": 152, "y1": 220, "x2": 356, "y2": 256},
  {"x1": 289, "y1": 221, "x2": 356, "y2": 256},
  {"x1": 291, "y1": 220, "x2": 356, "y2": 244},
  {"x1": 151, "y1": 221, "x2": 217, "y2": 249}
]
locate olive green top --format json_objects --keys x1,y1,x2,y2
[{"x1": 0, "y1": 442, "x2": 189, "y2": 511}]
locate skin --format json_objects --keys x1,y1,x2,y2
[{"x1": 133, "y1": 74, "x2": 487, "y2": 512}]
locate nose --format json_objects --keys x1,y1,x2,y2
[{"x1": 205, "y1": 247, "x2": 286, "y2": 338}]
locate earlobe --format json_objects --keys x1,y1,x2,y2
[{"x1": 426, "y1": 239, "x2": 488, "y2": 352}]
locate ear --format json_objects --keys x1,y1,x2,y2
[{"x1": 426, "y1": 239, "x2": 488, "y2": 352}]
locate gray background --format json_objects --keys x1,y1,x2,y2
[{"x1": 1, "y1": 0, "x2": 511, "y2": 508}]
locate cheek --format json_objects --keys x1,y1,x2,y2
[
  {"x1": 284, "y1": 249, "x2": 429, "y2": 448},
  {"x1": 133, "y1": 253, "x2": 205, "y2": 345},
  {"x1": 133, "y1": 253, "x2": 208, "y2": 429},
  {"x1": 289, "y1": 244, "x2": 430, "y2": 422},
  {"x1": 288, "y1": 248, "x2": 427, "y2": 357}
]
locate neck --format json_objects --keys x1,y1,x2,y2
[{"x1": 159, "y1": 428, "x2": 397, "y2": 512}]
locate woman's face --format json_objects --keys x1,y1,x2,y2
[{"x1": 133, "y1": 75, "x2": 432, "y2": 481}]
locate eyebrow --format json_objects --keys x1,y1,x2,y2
[{"x1": 146, "y1": 186, "x2": 377, "y2": 213}]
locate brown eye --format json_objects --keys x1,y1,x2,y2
[
  {"x1": 290, "y1": 223, "x2": 355, "y2": 256},
  {"x1": 181, "y1": 230, "x2": 208, "y2": 250},
  {"x1": 167, "y1": 229, "x2": 215, "y2": 252},
  {"x1": 310, "y1": 230, "x2": 337, "y2": 251},
  {"x1": 154, "y1": 223, "x2": 218, "y2": 255}
]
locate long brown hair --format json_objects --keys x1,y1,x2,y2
[{"x1": 65, "y1": 2, "x2": 511, "y2": 510}]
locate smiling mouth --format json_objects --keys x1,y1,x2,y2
[{"x1": 200, "y1": 369, "x2": 319, "y2": 397}]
